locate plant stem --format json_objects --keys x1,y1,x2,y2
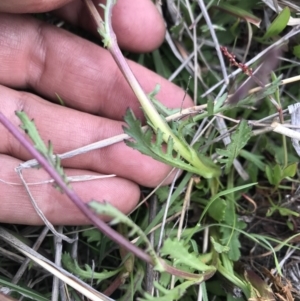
[
  {"x1": 0, "y1": 111, "x2": 152, "y2": 264},
  {"x1": 85, "y1": 0, "x2": 220, "y2": 179},
  {"x1": 218, "y1": 255, "x2": 250, "y2": 298}
]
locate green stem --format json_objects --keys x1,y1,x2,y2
[
  {"x1": 218, "y1": 254, "x2": 250, "y2": 299},
  {"x1": 271, "y1": 72, "x2": 288, "y2": 167},
  {"x1": 87, "y1": 0, "x2": 220, "y2": 178}
]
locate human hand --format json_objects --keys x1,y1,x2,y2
[{"x1": 0, "y1": 0, "x2": 193, "y2": 225}]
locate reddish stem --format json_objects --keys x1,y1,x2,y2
[{"x1": 0, "y1": 111, "x2": 152, "y2": 264}]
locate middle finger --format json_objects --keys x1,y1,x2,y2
[{"x1": 0, "y1": 85, "x2": 175, "y2": 187}]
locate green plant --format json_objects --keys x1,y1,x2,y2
[{"x1": 1, "y1": 0, "x2": 300, "y2": 300}]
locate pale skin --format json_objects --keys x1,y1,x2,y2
[{"x1": 0, "y1": 0, "x2": 193, "y2": 225}]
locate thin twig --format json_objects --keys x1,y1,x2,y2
[
  {"x1": 184, "y1": 0, "x2": 198, "y2": 103},
  {"x1": 170, "y1": 176, "x2": 195, "y2": 289},
  {"x1": 16, "y1": 169, "x2": 75, "y2": 244},
  {"x1": 11, "y1": 226, "x2": 49, "y2": 285},
  {"x1": 157, "y1": 169, "x2": 182, "y2": 251},
  {"x1": 197, "y1": 0, "x2": 229, "y2": 85},
  {"x1": 0, "y1": 227, "x2": 115, "y2": 301},
  {"x1": 145, "y1": 195, "x2": 158, "y2": 295},
  {"x1": 52, "y1": 226, "x2": 64, "y2": 301}
]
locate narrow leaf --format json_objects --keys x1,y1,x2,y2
[
  {"x1": 214, "y1": 3, "x2": 261, "y2": 27},
  {"x1": 262, "y1": 7, "x2": 290, "y2": 40},
  {"x1": 216, "y1": 120, "x2": 252, "y2": 174},
  {"x1": 207, "y1": 98, "x2": 214, "y2": 116}
]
